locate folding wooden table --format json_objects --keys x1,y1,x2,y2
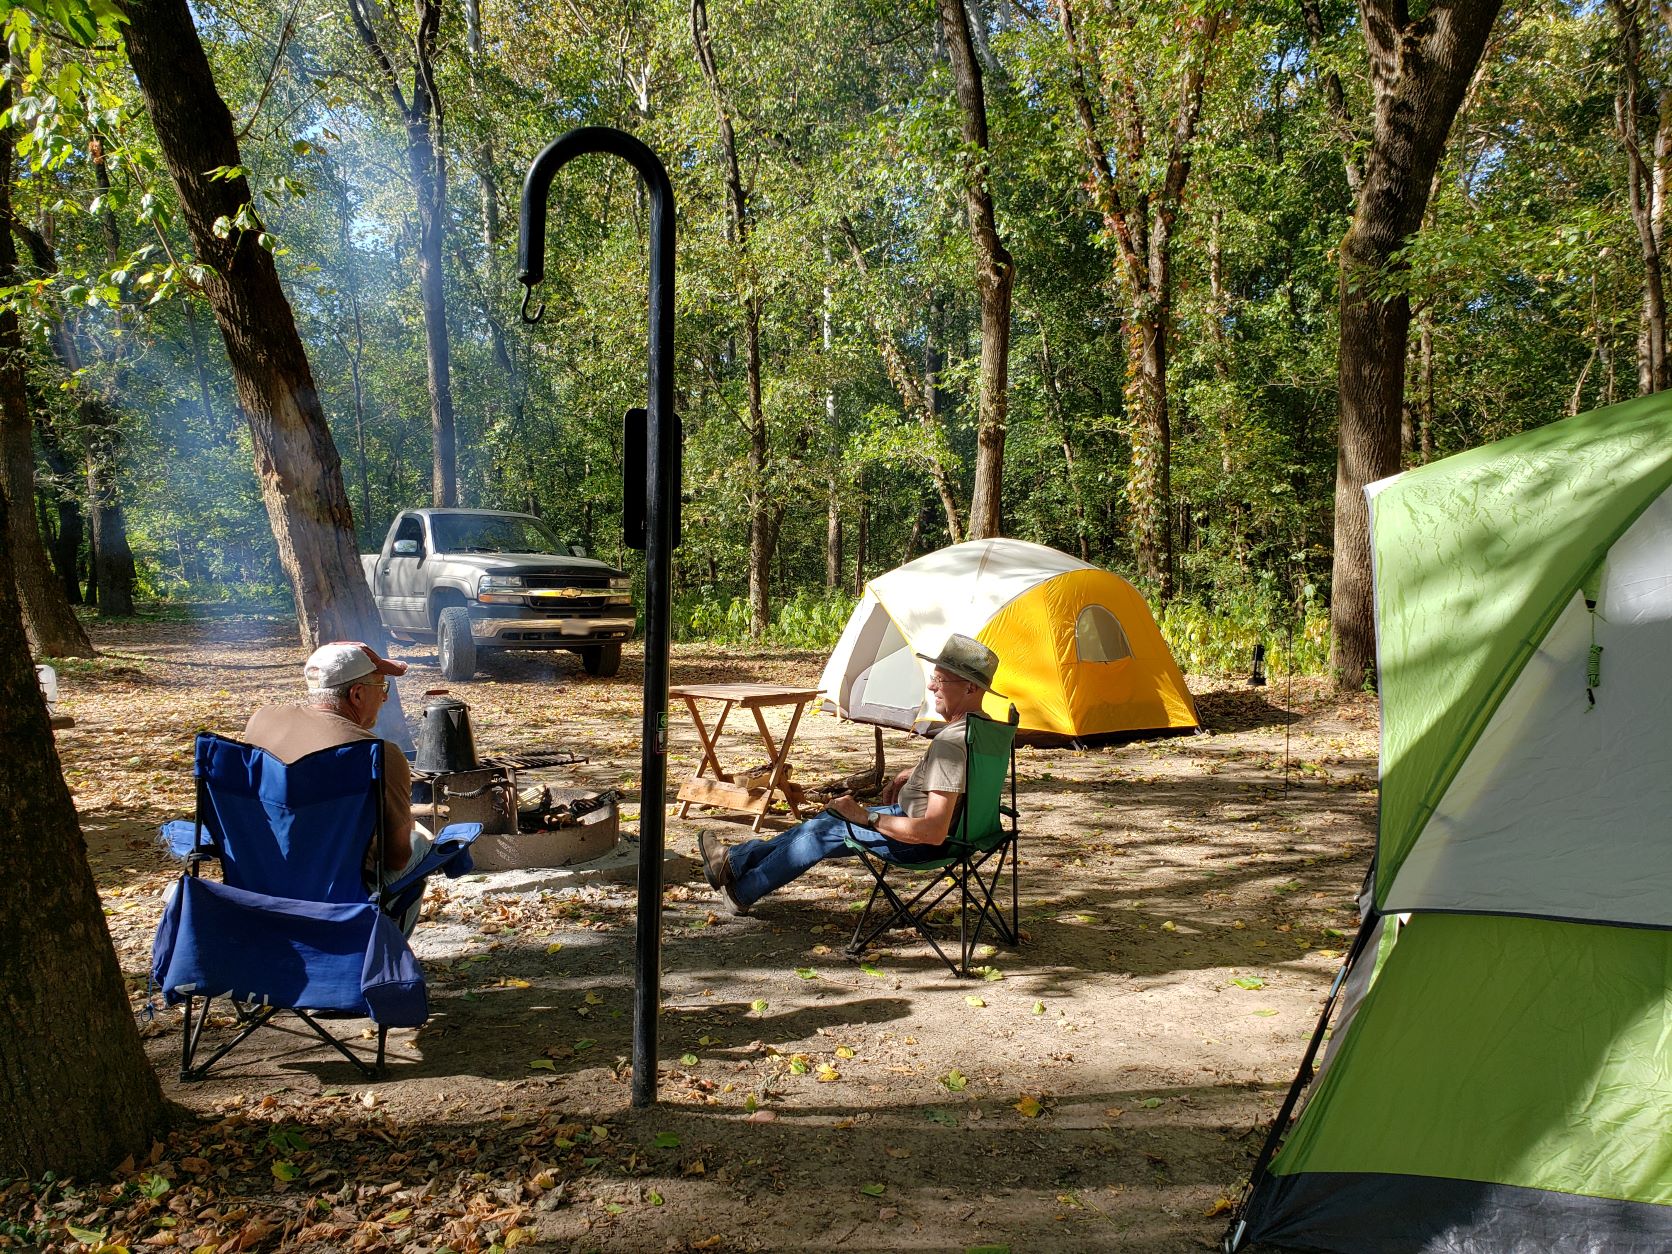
[{"x1": 669, "y1": 682, "x2": 821, "y2": 832}]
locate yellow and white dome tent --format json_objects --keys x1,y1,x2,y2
[{"x1": 818, "y1": 538, "x2": 1198, "y2": 738}]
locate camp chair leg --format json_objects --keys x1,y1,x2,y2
[
  {"x1": 292, "y1": 1009, "x2": 382, "y2": 1080},
  {"x1": 376, "y1": 1024, "x2": 388, "y2": 1075},
  {"x1": 182, "y1": 1001, "x2": 280, "y2": 1081},
  {"x1": 846, "y1": 853, "x2": 965, "y2": 977}
]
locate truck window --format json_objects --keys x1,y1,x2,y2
[
  {"x1": 431, "y1": 513, "x2": 565, "y2": 554},
  {"x1": 393, "y1": 515, "x2": 424, "y2": 550}
]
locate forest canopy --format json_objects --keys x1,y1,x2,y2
[{"x1": 1, "y1": 0, "x2": 1657, "y2": 673}]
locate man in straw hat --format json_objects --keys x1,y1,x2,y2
[{"x1": 698, "y1": 633, "x2": 1002, "y2": 914}]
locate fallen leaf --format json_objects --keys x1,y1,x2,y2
[
  {"x1": 747, "y1": 1109, "x2": 776, "y2": 1122},
  {"x1": 860, "y1": 1182, "x2": 886, "y2": 1197},
  {"x1": 794, "y1": 967, "x2": 819, "y2": 980},
  {"x1": 529, "y1": 1059, "x2": 557, "y2": 1071},
  {"x1": 271, "y1": 1160, "x2": 300, "y2": 1181},
  {"x1": 546, "y1": 942, "x2": 564, "y2": 954},
  {"x1": 1014, "y1": 1093, "x2": 1043, "y2": 1118},
  {"x1": 941, "y1": 1068, "x2": 969, "y2": 1092},
  {"x1": 815, "y1": 1064, "x2": 840, "y2": 1082},
  {"x1": 1139, "y1": 1097, "x2": 1162, "y2": 1109},
  {"x1": 648, "y1": 1191, "x2": 664, "y2": 1206},
  {"x1": 859, "y1": 962, "x2": 885, "y2": 978},
  {"x1": 1231, "y1": 977, "x2": 1265, "y2": 990},
  {"x1": 750, "y1": 999, "x2": 769, "y2": 1013},
  {"x1": 680, "y1": 1053, "x2": 699, "y2": 1066},
  {"x1": 654, "y1": 1132, "x2": 682, "y2": 1148},
  {"x1": 1253, "y1": 1008, "x2": 1279, "y2": 1017},
  {"x1": 1204, "y1": 1197, "x2": 1235, "y2": 1218},
  {"x1": 1031, "y1": 1001, "x2": 1045, "y2": 1015}
]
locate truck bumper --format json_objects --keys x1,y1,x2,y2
[{"x1": 469, "y1": 611, "x2": 635, "y2": 646}]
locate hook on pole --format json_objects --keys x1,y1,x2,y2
[{"x1": 519, "y1": 284, "x2": 545, "y2": 325}]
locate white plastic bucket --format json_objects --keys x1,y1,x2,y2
[{"x1": 35, "y1": 664, "x2": 57, "y2": 716}]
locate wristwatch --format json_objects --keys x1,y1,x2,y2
[{"x1": 867, "y1": 813, "x2": 881, "y2": 832}]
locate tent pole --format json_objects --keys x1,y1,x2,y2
[{"x1": 1223, "y1": 907, "x2": 1379, "y2": 1252}]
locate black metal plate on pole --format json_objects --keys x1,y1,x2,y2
[{"x1": 517, "y1": 127, "x2": 677, "y2": 1108}]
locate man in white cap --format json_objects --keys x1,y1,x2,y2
[
  {"x1": 698, "y1": 633, "x2": 1002, "y2": 914},
  {"x1": 243, "y1": 641, "x2": 428, "y2": 933}
]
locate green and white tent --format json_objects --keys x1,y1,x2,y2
[{"x1": 1231, "y1": 396, "x2": 1672, "y2": 1252}]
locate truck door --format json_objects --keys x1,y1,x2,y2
[{"x1": 382, "y1": 513, "x2": 429, "y2": 630}]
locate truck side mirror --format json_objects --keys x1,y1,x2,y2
[{"x1": 393, "y1": 539, "x2": 420, "y2": 557}]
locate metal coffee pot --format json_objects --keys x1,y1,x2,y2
[{"x1": 415, "y1": 693, "x2": 479, "y2": 774}]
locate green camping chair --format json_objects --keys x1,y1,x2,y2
[{"x1": 842, "y1": 706, "x2": 1020, "y2": 977}]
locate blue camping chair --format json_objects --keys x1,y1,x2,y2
[{"x1": 151, "y1": 733, "x2": 481, "y2": 1080}]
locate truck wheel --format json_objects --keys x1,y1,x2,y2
[
  {"x1": 437, "y1": 607, "x2": 477, "y2": 680},
  {"x1": 579, "y1": 643, "x2": 622, "y2": 678}
]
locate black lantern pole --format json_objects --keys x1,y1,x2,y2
[{"x1": 517, "y1": 128, "x2": 677, "y2": 1108}]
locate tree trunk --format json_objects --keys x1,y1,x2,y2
[
  {"x1": 1613, "y1": 0, "x2": 1671, "y2": 393},
  {"x1": 853, "y1": 478, "x2": 869, "y2": 596},
  {"x1": 693, "y1": 0, "x2": 774, "y2": 638},
  {"x1": 826, "y1": 477, "x2": 842, "y2": 589},
  {"x1": 85, "y1": 133, "x2": 137, "y2": 615},
  {"x1": 347, "y1": 0, "x2": 456, "y2": 506},
  {"x1": 940, "y1": 0, "x2": 1014, "y2": 540},
  {"x1": 0, "y1": 86, "x2": 92, "y2": 657},
  {"x1": 1056, "y1": 0, "x2": 1221, "y2": 600},
  {"x1": 86, "y1": 427, "x2": 136, "y2": 616},
  {"x1": 0, "y1": 474, "x2": 166, "y2": 1178},
  {"x1": 33, "y1": 416, "x2": 84, "y2": 604},
  {"x1": 1329, "y1": 0, "x2": 1503, "y2": 690},
  {"x1": 124, "y1": 0, "x2": 384, "y2": 649}
]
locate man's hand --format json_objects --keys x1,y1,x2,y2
[
  {"x1": 880, "y1": 767, "x2": 911, "y2": 806},
  {"x1": 829, "y1": 794, "x2": 871, "y2": 827}
]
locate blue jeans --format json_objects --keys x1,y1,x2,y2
[{"x1": 726, "y1": 805, "x2": 948, "y2": 908}]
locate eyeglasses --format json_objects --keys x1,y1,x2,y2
[{"x1": 357, "y1": 679, "x2": 389, "y2": 695}]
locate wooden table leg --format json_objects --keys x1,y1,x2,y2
[
  {"x1": 678, "y1": 697, "x2": 735, "y2": 818},
  {"x1": 750, "y1": 700, "x2": 810, "y2": 831}
]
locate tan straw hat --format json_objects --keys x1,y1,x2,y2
[{"x1": 916, "y1": 632, "x2": 1004, "y2": 697}]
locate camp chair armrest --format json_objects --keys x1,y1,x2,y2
[
  {"x1": 384, "y1": 822, "x2": 483, "y2": 897},
  {"x1": 998, "y1": 804, "x2": 1017, "y2": 820},
  {"x1": 161, "y1": 819, "x2": 217, "y2": 862}
]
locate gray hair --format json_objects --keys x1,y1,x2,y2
[{"x1": 307, "y1": 682, "x2": 357, "y2": 707}]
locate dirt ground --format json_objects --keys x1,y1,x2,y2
[{"x1": 9, "y1": 615, "x2": 1380, "y2": 1253}]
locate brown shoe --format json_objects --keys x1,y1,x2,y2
[{"x1": 697, "y1": 830, "x2": 733, "y2": 891}]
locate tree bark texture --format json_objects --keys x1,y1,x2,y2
[
  {"x1": 1329, "y1": 0, "x2": 1503, "y2": 690},
  {"x1": 0, "y1": 479, "x2": 166, "y2": 1178},
  {"x1": 692, "y1": 0, "x2": 777, "y2": 638},
  {"x1": 347, "y1": 0, "x2": 457, "y2": 507},
  {"x1": 1612, "y1": 0, "x2": 1671, "y2": 393},
  {"x1": 86, "y1": 134, "x2": 137, "y2": 615},
  {"x1": 123, "y1": 0, "x2": 384, "y2": 649},
  {"x1": 0, "y1": 87, "x2": 93, "y2": 657},
  {"x1": 939, "y1": 0, "x2": 1014, "y2": 540},
  {"x1": 1057, "y1": 0, "x2": 1223, "y2": 599}
]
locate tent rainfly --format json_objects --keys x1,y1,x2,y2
[
  {"x1": 1228, "y1": 395, "x2": 1672, "y2": 1253},
  {"x1": 818, "y1": 538, "x2": 1197, "y2": 738}
]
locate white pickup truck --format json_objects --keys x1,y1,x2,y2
[{"x1": 361, "y1": 508, "x2": 634, "y2": 680}]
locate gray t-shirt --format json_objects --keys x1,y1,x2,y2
[{"x1": 896, "y1": 716, "x2": 969, "y2": 818}]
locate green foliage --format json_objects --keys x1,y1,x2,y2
[
  {"x1": 676, "y1": 587, "x2": 856, "y2": 648},
  {"x1": 7, "y1": 0, "x2": 1660, "y2": 653},
  {"x1": 1159, "y1": 594, "x2": 1329, "y2": 678}
]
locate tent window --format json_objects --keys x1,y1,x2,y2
[{"x1": 1076, "y1": 605, "x2": 1131, "y2": 663}]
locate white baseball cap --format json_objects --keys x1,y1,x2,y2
[{"x1": 303, "y1": 641, "x2": 407, "y2": 691}]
